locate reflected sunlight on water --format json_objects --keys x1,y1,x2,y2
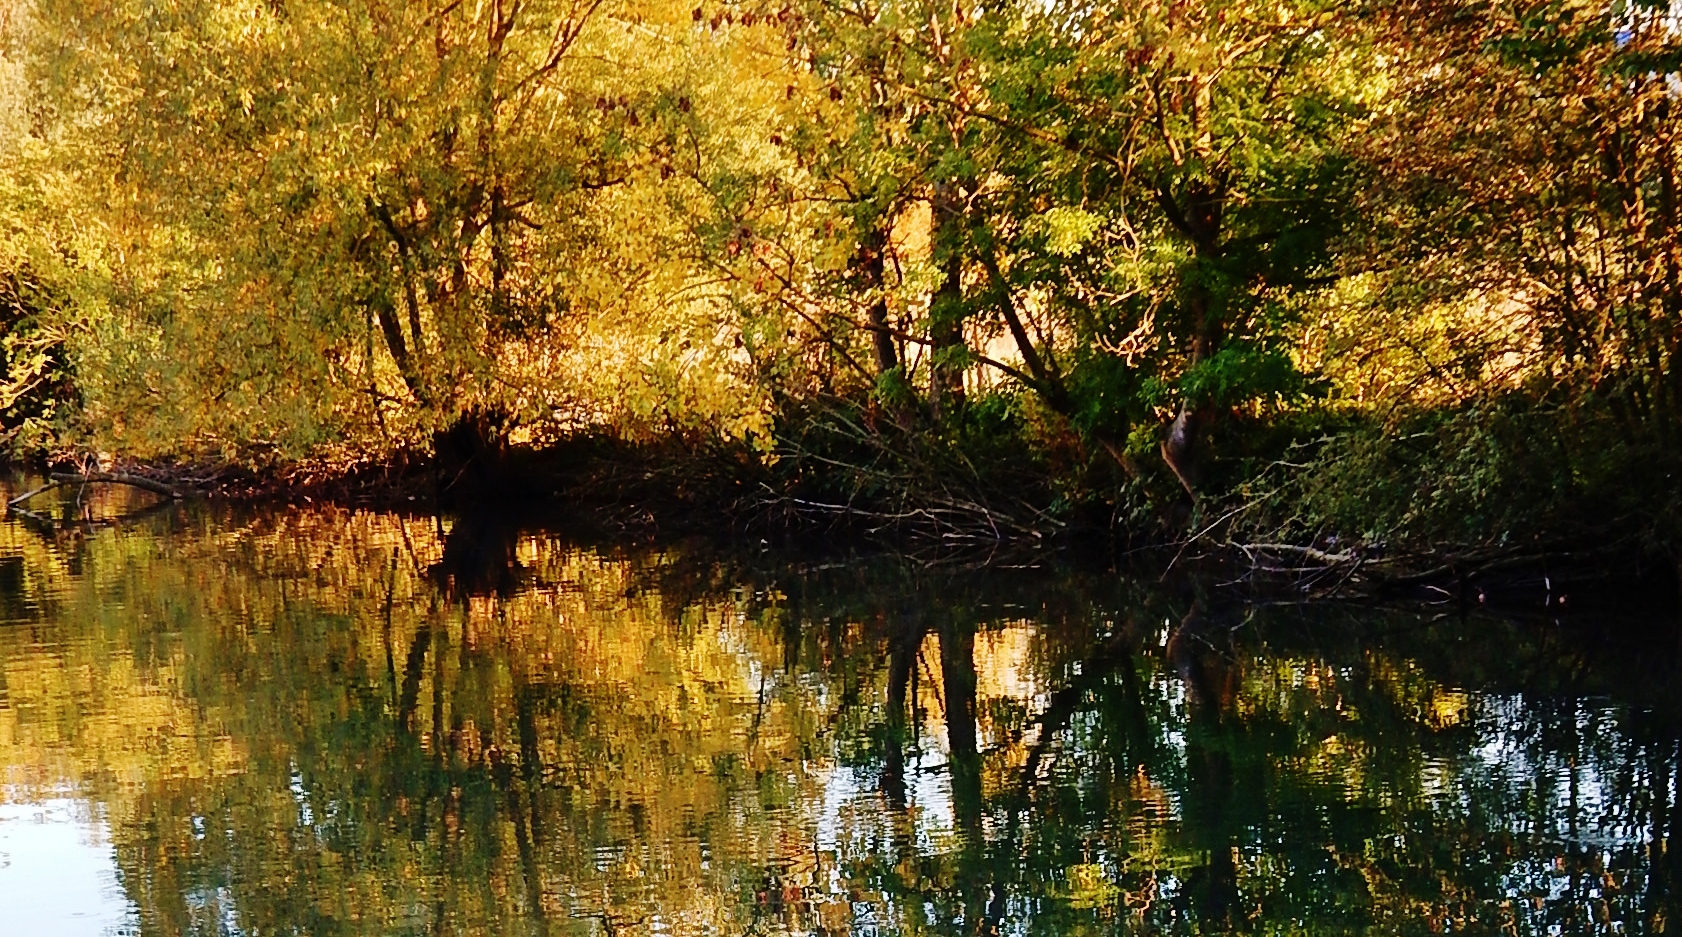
[
  {"x1": 0, "y1": 798, "x2": 136, "y2": 936},
  {"x1": 0, "y1": 479, "x2": 1675, "y2": 935}
]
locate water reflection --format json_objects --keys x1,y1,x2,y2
[
  {"x1": 0, "y1": 489, "x2": 1677, "y2": 935},
  {"x1": 0, "y1": 799, "x2": 136, "y2": 936}
]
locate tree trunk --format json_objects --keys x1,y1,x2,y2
[
  {"x1": 882, "y1": 621, "x2": 923, "y2": 814},
  {"x1": 371, "y1": 293, "x2": 431, "y2": 408},
  {"x1": 1161, "y1": 403, "x2": 1204, "y2": 497},
  {"x1": 859, "y1": 223, "x2": 900, "y2": 377},
  {"x1": 942, "y1": 619, "x2": 981, "y2": 840},
  {"x1": 1167, "y1": 604, "x2": 1241, "y2": 929},
  {"x1": 941, "y1": 617, "x2": 989, "y2": 934},
  {"x1": 1158, "y1": 173, "x2": 1227, "y2": 499},
  {"x1": 397, "y1": 621, "x2": 433, "y2": 734},
  {"x1": 929, "y1": 182, "x2": 968, "y2": 421}
]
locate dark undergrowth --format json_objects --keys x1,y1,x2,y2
[{"x1": 10, "y1": 389, "x2": 1680, "y2": 605}]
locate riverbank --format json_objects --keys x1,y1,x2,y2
[{"x1": 13, "y1": 413, "x2": 1679, "y2": 612}]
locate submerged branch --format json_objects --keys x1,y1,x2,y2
[{"x1": 7, "y1": 481, "x2": 60, "y2": 509}]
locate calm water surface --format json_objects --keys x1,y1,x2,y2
[{"x1": 0, "y1": 481, "x2": 1678, "y2": 936}]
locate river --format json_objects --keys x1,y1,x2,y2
[{"x1": 0, "y1": 479, "x2": 1677, "y2": 935}]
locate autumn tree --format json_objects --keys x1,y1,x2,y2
[
  {"x1": 25, "y1": 0, "x2": 725, "y2": 457},
  {"x1": 1364, "y1": 0, "x2": 1682, "y2": 438},
  {"x1": 958, "y1": 0, "x2": 1369, "y2": 495}
]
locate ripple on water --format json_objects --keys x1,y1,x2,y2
[{"x1": 0, "y1": 495, "x2": 1675, "y2": 935}]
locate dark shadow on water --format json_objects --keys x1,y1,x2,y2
[{"x1": 431, "y1": 509, "x2": 527, "y2": 598}]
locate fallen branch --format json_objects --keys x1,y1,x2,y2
[
  {"x1": 1236, "y1": 542, "x2": 1360, "y2": 565},
  {"x1": 49, "y1": 471, "x2": 183, "y2": 500},
  {"x1": 1161, "y1": 497, "x2": 1271, "y2": 579}
]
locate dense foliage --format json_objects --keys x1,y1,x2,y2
[{"x1": 1, "y1": 0, "x2": 1678, "y2": 547}]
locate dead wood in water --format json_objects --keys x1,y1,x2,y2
[
  {"x1": 7, "y1": 481, "x2": 60, "y2": 509},
  {"x1": 5, "y1": 471, "x2": 184, "y2": 532},
  {"x1": 1209, "y1": 537, "x2": 1660, "y2": 606},
  {"x1": 48, "y1": 471, "x2": 183, "y2": 500}
]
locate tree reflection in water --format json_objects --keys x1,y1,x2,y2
[{"x1": 0, "y1": 504, "x2": 1676, "y2": 935}]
